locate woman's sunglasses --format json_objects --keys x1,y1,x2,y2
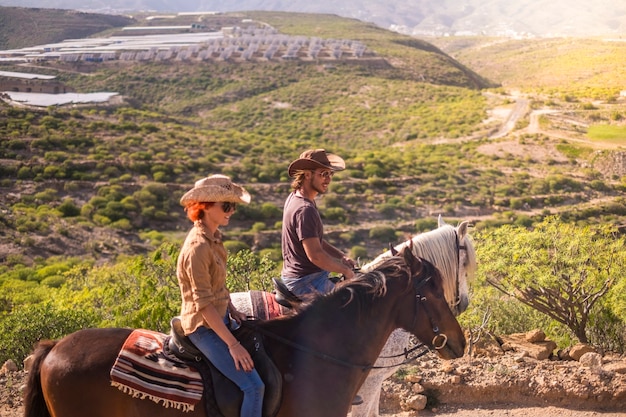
[{"x1": 221, "y1": 202, "x2": 237, "y2": 212}]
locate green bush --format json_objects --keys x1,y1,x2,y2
[
  {"x1": 0, "y1": 303, "x2": 97, "y2": 367},
  {"x1": 58, "y1": 198, "x2": 81, "y2": 217},
  {"x1": 324, "y1": 207, "x2": 347, "y2": 222},
  {"x1": 350, "y1": 245, "x2": 368, "y2": 261},
  {"x1": 224, "y1": 240, "x2": 250, "y2": 254},
  {"x1": 369, "y1": 226, "x2": 397, "y2": 243}
]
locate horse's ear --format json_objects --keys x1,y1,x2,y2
[
  {"x1": 438, "y1": 214, "x2": 447, "y2": 227},
  {"x1": 457, "y1": 221, "x2": 469, "y2": 240},
  {"x1": 400, "y1": 243, "x2": 422, "y2": 276},
  {"x1": 389, "y1": 242, "x2": 398, "y2": 256}
]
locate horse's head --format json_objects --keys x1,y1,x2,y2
[
  {"x1": 395, "y1": 245, "x2": 466, "y2": 360},
  {"x1": 365, "y1": 216, "x2": 477, "y2": 317},
  {"x1": 437, "y1": 215, "x2": 477, "y2": 316}
]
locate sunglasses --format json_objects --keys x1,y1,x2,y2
[
  {"x1": 313, "y1": 170, "x2": 334, "y2": 179},
  {"x1": 221, "y1": 202, "x2": 237, "y2": 212}
]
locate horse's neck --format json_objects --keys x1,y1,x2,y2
[
  {"x1": 365, "y1": 228, "x2": 456, "y2": 277},
  {"x1": 363, "y1": 228, "x2": 460, "y2": 312}
]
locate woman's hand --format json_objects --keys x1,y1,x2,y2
[
  {"x1": 228, "y1": 341, "x2": 254, "y2": 372},
  {"x1": 229, "y1": 307, "x2": 247, "y2": 325}
]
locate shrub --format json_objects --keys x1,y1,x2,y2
[
  {"x1": 224, "y1": 240, "x2": 250, "y2": 254},
  {"x1": 350, "y1": 245, "x2": 368, "y2": 260},
  {"x1": 251, "y1": 222, "x2": 266, "y2": 232},
  {"x1": 369, "y1": 226, "x2": 397, "y2": 243},
  {"x1": 415, "y1": 218, "x2": 438, "y2": 232},
  {"x1": 58, "y1": 198, "x2": 81, "y2": 217},
  {"x1": 0, "y1": 303, "x2": 97, "y2": 367},
  {"x1": 324, "y1": 207, "x2": 347, "y2": 222},
  {"x1": 260, "y1": 202, "x2": 282, "y2": 219}
]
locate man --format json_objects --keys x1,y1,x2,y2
[{"x1": 280, "y1": 149, "x2": 356, "y2": 296}]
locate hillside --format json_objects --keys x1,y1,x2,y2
[
  {"x1": 1, "y1": 10, "x2": 626, "y2": 271},
  {"x1": 0, "y1": 6, "x2": 135, "y2": 50},
  {"x1": 427, "y1": 36, "x2": 626, "y2": 96}
]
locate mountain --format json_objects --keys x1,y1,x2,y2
[{"x1": 0, "y1": 0, "x2": 624, "y2": 38}]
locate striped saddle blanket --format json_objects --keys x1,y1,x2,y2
[
  {"x1": 246, "y1": 290, "x2": 288, "y2": 319},
  {"x1": 110, "y1": 329, "x2": 203, "y2": 412}
]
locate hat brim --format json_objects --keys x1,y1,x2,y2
[
  {"x1": 288, "y1": 153, "x2": 345, "y2": 177},
  {"x1": 180, "y1": 184, "x2": 251, "y2": 206}
]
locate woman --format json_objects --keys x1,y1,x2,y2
[{"x1": 176, "y1": 174, "x2": 264, "y2": 417}]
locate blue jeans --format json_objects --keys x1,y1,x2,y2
[
  {"x1": 282, "y1": 270, "x2": 335, "y2": 296},
  {"x1": 188, "y1": 321, "x2": 264, "y2": 417}
]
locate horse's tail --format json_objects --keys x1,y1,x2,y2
[{"x1": 24, "y1": 339, "x2": 57, "y2": 417}]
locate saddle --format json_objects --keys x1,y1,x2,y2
[
  {"x1": 167, "y1": 317, "x2": 282, "y2": 417},
  {"x1": 272, "y1": 276, "x2": 346, "y2": 309},
  {"x1": 272, "y1": 277, "x2": 302, "y2": 308}
]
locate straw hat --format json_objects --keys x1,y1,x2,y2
[
  {"x1": 287, "y1": 149, "x2": 345, "y2": 177},
  {"x1": 180, "y1": 174, "x2": 251, "y2": 206}
]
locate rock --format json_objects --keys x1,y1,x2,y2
[
  {"x1": 557, "y1": 348, "x2": 572, "y2": 361},
  {"x1": 1, "y1": 360, "x2": 18, "y2": 374},
  {"x1": 569, "y1": 344, "x2": 595, "y2": 361},
  {"x1": 500, "y1": 333, "x2": 557, "y2": 360},
  {"x1": 405, "y1": 374, "x2": 422, "y2": 383},
  {"x1": 441, "y1": 363, "x2": 455, "y2": 374},
  {"x1": 449, "y1": 375, "x2": 462, "y2": 384},
  {"x1": 405, "y1": 394, "x2": 427, "y2": 411},
  {"x1": 411, "y1": 383, "x2": 425, "y2": 394},
  {"x1": 525, "y1": 329, "x2": 546, "y2": 343},
  {"x1": 579, "y1": 352, "x2": 602, "y2": 369},
  {"x1": 23, "y1": 355, "x2": 34, "y2": 372},
  {"x1": 470, "y1": 332, "x2": 504, "y2": 357},
  {"x1": 603, "y1": 361, "x2": 626, "y2": 374}
]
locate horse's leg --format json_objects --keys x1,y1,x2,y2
[
  {"x1": 353, "y1": 329, "x2": 411, "y2": 417},
  {"x1": 352, "y1": 369, "x2": 386, "y2": 417}
]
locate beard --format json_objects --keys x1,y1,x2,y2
[{"x1": 310, "y1": 177, "x2": 328, "y2": 195}]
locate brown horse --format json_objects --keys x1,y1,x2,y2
[{"x1": 24, "y1": 248, "x2": 465, "y2": 417}]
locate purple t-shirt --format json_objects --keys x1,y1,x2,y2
[{"x1": 281, "y1": 192, "x2": 324, "y2": 278}]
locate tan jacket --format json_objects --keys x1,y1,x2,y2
[{"x1": 176, "y1": 222, "x2": 230, "y2": 335}]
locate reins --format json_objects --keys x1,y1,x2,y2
[{"x1": 242, "y1": 271, "x2": 437, "y2": 372}]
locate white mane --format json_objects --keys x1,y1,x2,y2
[{"x1": 362, "y1": 220, "x2": 476, "y2": 315}]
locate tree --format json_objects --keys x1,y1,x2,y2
[{"x1": 476, "y1": 216, "x2": 626, "y2": 344}]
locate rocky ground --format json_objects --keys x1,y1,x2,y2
[
  {"x1": 3, "y1": 333, "x2": 625, "y2": 417},
  {"x1": 372, "y1": 331, "x2": 626, "y2": 417},
  {"x1": 376, "y1": 352, "x2": 626, "y2": 416}
]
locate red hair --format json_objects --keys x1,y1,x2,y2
[{"x1": 185, "y1": 201, "x2": 214, "y2": 222}]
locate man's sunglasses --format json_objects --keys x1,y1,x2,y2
[{"x1": 221, "y1": 202, "x2": 237, "y2": 212}]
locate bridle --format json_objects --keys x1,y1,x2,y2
[
  {"x1": 452, "y1": 229, "x2": 468, "y2": 314},
  {"x1": 410, "y1": 271, "x2": 448, "y2": 351},
  {"x1": 245, "y1": 266, "x2": 442, "y2": 372}
]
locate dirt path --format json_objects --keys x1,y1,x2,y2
[{"x1": 389, "y1": 405, "x2": 626, "y2": 416}]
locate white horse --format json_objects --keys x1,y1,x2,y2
[
  {"x1": 231, "y1": 216, "x2": 476, "y2": 417},
  {"x1": 350, "y1": 216, "x2": 476, "y2": 417}
]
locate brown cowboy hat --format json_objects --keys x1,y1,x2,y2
[
  {"x1": 287, "y1": 149, "x2": 346, "y2": 177},
  {"x1": 180, "y1": 174, "x2": 251, "y2": 206}
]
